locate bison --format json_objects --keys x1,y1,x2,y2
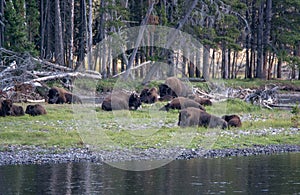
[
  {"x1": 221, "y1": 114, "x2": 242, "y2": 127},
  {"x1": 178, "y1": 107, "x2": 228, "y2": 129},
  {"x1": 101, "y1": 91, "x2": 141, "y2": 111},
  {"x1": 47, "y1": 87, "x2": 82, "y2": 104},
  {"x1": 25, "y1": 104, "x2": 47, "y2": 116}
]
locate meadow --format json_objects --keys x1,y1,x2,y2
[{"x1": 0, "y1": 97, "x2": 298, "y2": 152}]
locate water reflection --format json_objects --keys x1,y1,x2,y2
[{"x1": 0, "y1": 153, "x2": 299, "y2": 194}]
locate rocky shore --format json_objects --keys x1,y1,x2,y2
[{"x1": 0, "y1": 144, "x2": 299, "y2": 166}]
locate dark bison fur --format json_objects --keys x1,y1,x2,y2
[
  {"x1": 0, "y1": 100, "x2": 13, "y2": 116},
  {"x1": 9, "y1": 105, "x2": 25, "y2": 116},
  {"x1": 160, "y1": 97, "x2": 206, "y2": 112},
  {"x1": 0, "y1": 99, "x2": 13, "y2": 117},
  {"x1": 47, "y1": 87, "x2": 82, "y2": 104},
  {"x1": 159, "y1": 83, "x2": 177, "y2": 98},
  {"x1": 140, "y1": 87, "x2": 158, "y2": 104},
  {"x1": 101, "y1": 91, "x2": 141, "y2": 111},
  {"x1": 222, "y1": 114, "x2": 242, "y2": 127},
  {"x1": 25, "y1": 104, "x2": 47, "y2": 116},
  {"x1": 159, "y1": 77, "x2": 190, "y2": 97},
  {"x1": 178, "y1": 107, "x2": 228, "y2": 129},
  {"x1": 189, "y1": 95, "x2": 212, "y2": 106}
]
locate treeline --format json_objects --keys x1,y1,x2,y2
[{"x1": 0, "y1": 0, "x2": 299, "y2": 80}]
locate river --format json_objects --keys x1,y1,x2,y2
[{"x1": 0, "y1": 152, "x2": 299, "y2": 194}]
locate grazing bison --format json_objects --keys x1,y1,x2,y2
[
  {"x1": 159, "y1": 77, "x2": 190, "y2": 97},
  {"x1": 160, "y1": 97, "x2": 206, "y2": 112},
  {"x1": 0, "y1": 99, "x2": 13, "y2": 117},
  {"x1": 9, "y1": 105, "x2": 25, "y2": 116},
  {"x1": 178, "y1": 107, "x2": 228, "y2": 129},
  {"x1": 139, "y1": 87, "x2": 158, "y2": 104},
  {"x1": 101, "y1": 91, "x2": 141, "y2": 111},
  {"x1": 47, "y1": 87, "x2": 82, "y2": 104},
  {"x1": 222, "y1": 114, "x2": 242, "y2": 127},
  {"x1": 25, "y1": 104, "x2": 47, "y2": 116}
]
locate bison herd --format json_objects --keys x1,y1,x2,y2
[
  {"x1": 1, "y1": 77, "x2": 242, "y2": 129},
  {"x1": 0, "y1": 85, "x2": 81, "y2": 117},
  {"x1": 102, "y1": 76, "x2": 242, "y2": 129}
]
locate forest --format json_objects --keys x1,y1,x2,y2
[{"x1": 0, "y1": 0, "x2": 299, "y2": 82}]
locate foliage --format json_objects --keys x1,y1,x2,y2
[
  {"x1": 291, "y1": 103, "x2": 300, "y2": 128},
  {"x1": 3, "y1": 0, "x2": 37, "y2": 55}
]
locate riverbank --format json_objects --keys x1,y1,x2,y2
[{"x1": 1, "y1": 144, "x2": 299, "y2": 166}]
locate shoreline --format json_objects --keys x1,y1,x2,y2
[{"x1": 1, "y1": 144, "x2": 300, "y2": 166}]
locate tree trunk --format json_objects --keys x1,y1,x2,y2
[
  {"x1": 55, "y1": 0, "x2": 64, "y2": 65},
  {"x1": 196, "y1": 50, "x2": 201, "y2": 78},
  {"x1": 264, "y1": 0, "x2": 272, "y2": 80},
  {"x1": 221, "y1": 45, "x2": 228, "y2": 79},
  {"x1": 68, "y1": 0, "x2": 74, "y2": 68},
  {"x1": 256, "y1": 0, "x2": 264, "y2": 79},
  {"x1": 203, "y1": 45, "x2": 210, "y2": 80},
  {"x1": 87, "y1": 0, "x2": 93, "y2": 70},
  {"x1": 75, "y1": 0, "x2": 87, "y2": 70},
  {"x1": 277, "y1": 58, "x2": 282, "y2": 79},
  {"x1": 0, "y1": 0, "x2": 4, "y2": 62},
  {"x1": 227, "y1": 49, "x2": 231, "y2": 79}
]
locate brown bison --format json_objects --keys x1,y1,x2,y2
[
  {"x1": 159, "y1": 77, "x2": 190, "y2": 97},
  {"x1": 178, "y1": 107, "x2": 228, "y2": 129},
  {"x1": 25, "y1": 104, "x2": 47, "y2": 116},
  {"x1": 9, "y1": 105, "x2": 25, "y2": 116},
  {"x1": 47, "y1": 87, "x2": 82, "y2": 104},
  {"x1": 160, "y1": 97, "x2": 206, "y2": 112},
  {"x1": 222, "y1": 114, "x2": 242, "y2": 127},
  {"x1": 139, "y1": 87, "x2": 158, "y2": 104},
  {"x1": 101, "y1": 91, "x2": 141, "y2": 111}
]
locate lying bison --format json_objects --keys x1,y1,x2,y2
[
  {"x1": 222, "y1": 114, "x2": 242, "y2": 127},
  {"x1": 10, "y1": 105, "x2": 25, "y2": 116},
  {"x1": 159, "y1": 77, "x2": 190, "y2": 97},
  {"x1": 101, "y1": 91, "x2": 141, "y2": 111},
  {"x1": 139, "y1": 87, "x2": 158, "y2": 104},
  {"x1": 0, "y1": 99, "x2": 13, "y2": 117},
  {"x1": 47, "y1": 87, "x2": 82, "y2": 104},
  {"x1": 25, "y1": 104, "x2": 47, "y2": 116},
  {"x1": 178, "y1": 107, "x2": 228, "y2": 129},
  {"x1": 0, "y1": 99, "x2": 24, "y2": 117},
  {"x1": 160, "y1": 97, "x2": 206, "y2": 112}
]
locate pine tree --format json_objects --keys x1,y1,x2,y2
[{"x1": 4, "y1": 0, "x2": 36, "y2": 54}]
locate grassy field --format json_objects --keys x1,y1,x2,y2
[{"x1": 0, "y1": 98, "x2": 298, "y2": 151}]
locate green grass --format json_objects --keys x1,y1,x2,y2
[{"x1": 0, "y1": 98, "x2": 298, "y2": 151}]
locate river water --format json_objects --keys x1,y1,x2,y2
[{"x1": 0, "y1": 153, "x2": 299, "y2": 194}]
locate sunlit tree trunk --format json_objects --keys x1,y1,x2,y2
[{"x1": 203, "y1": 45, "x2": 210, "y2": 80}]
